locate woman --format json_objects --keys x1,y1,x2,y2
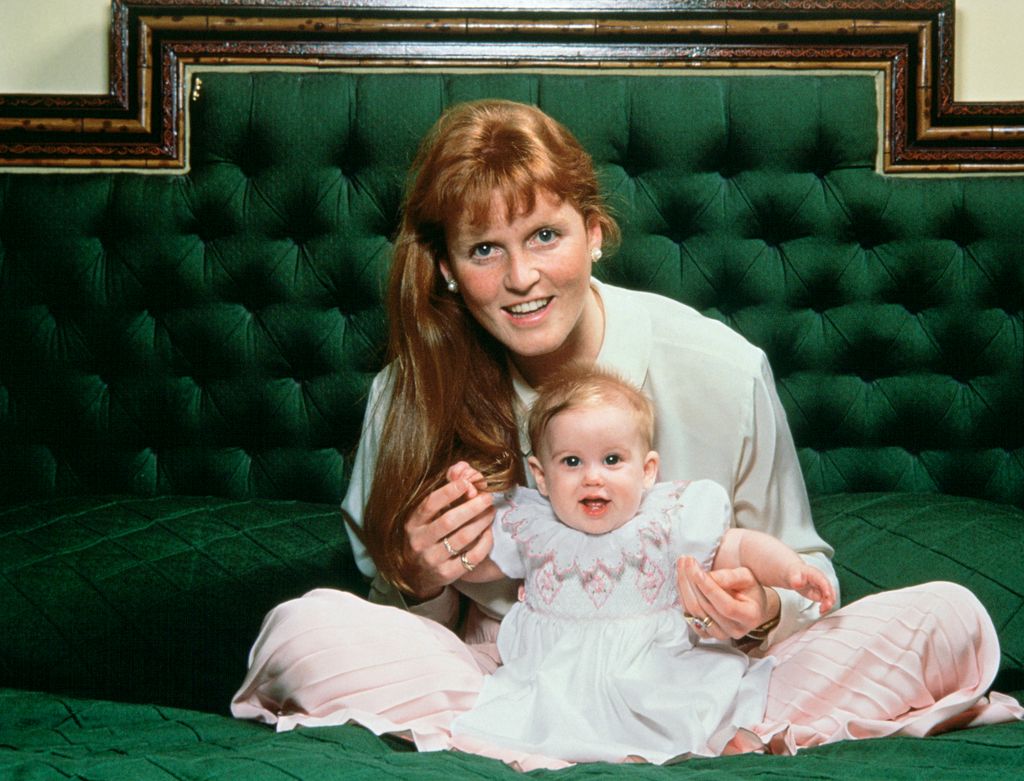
[{"x1": 232, "y1": 99, "x2": 1021, "y2": 767}]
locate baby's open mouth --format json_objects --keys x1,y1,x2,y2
[{"x1": 580, "y1": 497, "x2": 609, "y2": 516}]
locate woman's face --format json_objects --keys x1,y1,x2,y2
[{"x1": 441, "y1": 190, "x2": 603, "y2": 386}]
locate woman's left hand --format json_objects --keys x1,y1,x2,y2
[{"x1": 676, "y1": 556, "x2": 779, "y2": 641}]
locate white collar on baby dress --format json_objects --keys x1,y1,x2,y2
[{"x1": 498, "y1": 483, "x2": 685, "y2": 578}]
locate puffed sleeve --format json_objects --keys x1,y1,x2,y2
[
  {"x1": 665, "y1": 480, "x2": 732, "y2": 570},
  {"x1": 486, "y1": 494, "x2": 527, "y2": 579},
  {"x1": 736, "y1": 354, "x2": 840, "y2": 645}
]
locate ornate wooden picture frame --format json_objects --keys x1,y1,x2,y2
[{"x1": 2, "y1": 0, "x2": 1022, "y2": 172}]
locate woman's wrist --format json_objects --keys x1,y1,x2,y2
[
  {"x1": 744, "y1": 587, "x2": 781, "y2": 642},
  {"x1": 403, "y1": 582, "x2": 446, "y2": 605},
  {"x1": 403, "y1": 583, "x2": 460, "y2": 628}
]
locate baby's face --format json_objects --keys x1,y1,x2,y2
[{"x1": 529, "y1": 401, "x2": 659, "y2": 534}]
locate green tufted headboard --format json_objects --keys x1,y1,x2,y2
[{"x1": 1, "y1": 70, "x2": 1022, "y2": 507}]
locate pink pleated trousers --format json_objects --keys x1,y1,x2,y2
[{"x1": 231, "y1": 581, "x2": 1023, "y2": 770}]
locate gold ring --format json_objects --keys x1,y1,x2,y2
[
  {"x1": 460, "y1": 553, "x2": 476, "y2": 572},
  {"x1": 442, "y1": 536, "x2": 457, "y2": 557},
  {"x1": 690, "y1": 615, "x2": 715, "y2": 632}
]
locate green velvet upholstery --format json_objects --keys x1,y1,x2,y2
[
  {"x1": 1, "y1": 71, "x2": 1022, "y2": 778},
  {"x1": 811, "y1": 493, "x2": 1024, "y2": 687},
  {"x1": 0, "y1": 496, "x2": 364, "y2": 712},
  {"x1": 3, "y1": 72, "x2": 1022, "y2": 507},
  {"x1": 5, "y1": 687, "x2": 1023, "y2": 780}
]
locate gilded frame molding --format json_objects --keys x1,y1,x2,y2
[{"x1": 1, "y1": 0, "x2": 1022, "y2": 173}]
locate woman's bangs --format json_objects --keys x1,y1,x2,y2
[
  {"x1": 434, "y1": 134, "x2": 575, "y2": 230},
  {"x1": 487, "y1": 159, "x2": 570, "y2": 226}
]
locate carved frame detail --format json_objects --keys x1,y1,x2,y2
[{"x1": 1, "y1": 0, "x2": 1022, "y2": 172}]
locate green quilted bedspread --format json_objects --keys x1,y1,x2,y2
[
  {"x1": 3, "y1": 687, "x2": 1022, "y2": 780},
  {"x1": 2, "y1": 493, "x2": 1022, "y2": 779}
]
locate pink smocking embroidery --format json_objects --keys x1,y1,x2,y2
[
  {"x1": 534, "y1": 560, "x2": 562, "y2": 605},
  {"x1": 636, "y1": 557, "x2": 666, "y2": 605},
  {"x1": 582, "y1": 568, "x2": 613, "y2": 609}
]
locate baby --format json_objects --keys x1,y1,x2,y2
[{"x1": 450, "y1": 364, "x2": 834, "y2": 765}]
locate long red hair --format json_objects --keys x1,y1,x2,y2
[{"x1": 361, "y1": 100, "x2": 619, "y2": 592}]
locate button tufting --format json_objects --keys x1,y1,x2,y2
[{"x1": 1, "y1": 70, "x2": 1021, "y2": 510}]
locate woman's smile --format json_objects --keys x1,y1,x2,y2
[{"x1": 504, "y1": 297, "x2": 552, "y2": 319}]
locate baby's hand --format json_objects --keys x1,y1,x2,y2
[
  {"x1": 787, "y1": 565, "x2": 836, "y2": 615},
  {"x1": 445, "y1": 461, "x2": 488, "y2": 498}
]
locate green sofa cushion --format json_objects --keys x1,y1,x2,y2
[
  {"x1": 3, "y1": 686, "x2": 1022, "y2": 779},
  {"x1": 813, "y1": 493, "x2": 1024, "y2": 679},
  {"x1": 2, "y1": 72, "x2": 1022, "y2": 508},
  {"x1": 1, "y1": 688, "x2": 431, "y2": 781},
  {"x1": 3, "y1": 492, "x2": 1021, "y2": 713},
  {"x1": 0, "y1": 495, "x2": 362, "y2": 712}
]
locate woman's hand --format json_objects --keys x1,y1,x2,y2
[
  {"x1": 676, "y1": 556, "x2": 780, "y2": 642},
  {"x1": 402, "y1": 461, "x2": 495, "y2": 600}
]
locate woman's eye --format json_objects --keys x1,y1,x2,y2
[
  {"x1": 603, "y1": 454, "x2": 621, "y2": 466},
  {"x1": 535, "y1": 228, "x2": 558, "y2": 244},
  {"x1": 471, "y1": 243, "x2": 495, "y2": 260},
  {"x1": 562, "y1": 455, "x2": 581, "y2": 467}
]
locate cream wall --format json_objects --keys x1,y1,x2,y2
[{"x1": 0, "y1": 0, "x2": 1022, "y2": 100}]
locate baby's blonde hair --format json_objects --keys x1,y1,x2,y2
[{"x1": 528, "y1": 364, "x2": 655, "y2": 459}]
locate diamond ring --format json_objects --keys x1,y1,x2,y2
[{"x1": 442, "y1": 536, "x2": 457, "y2": 557}]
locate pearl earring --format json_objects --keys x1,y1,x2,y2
[
  {"x1": 446, "y1": 277, "x2": 459, "y2": 293},
  {"x1": 591, "y1": 247, "x2": 603, "y2": 262}
]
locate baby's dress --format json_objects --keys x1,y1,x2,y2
[{"x1": 451, "y1": 480, "x2": 775, "y2": 764}]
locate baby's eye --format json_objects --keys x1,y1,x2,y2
[
  {"x1": 561, "y1": 455, "x2": 581, "y2": 467},
  {"x1": 603, "y1": 454, "x2": 621, "y2": 466},
  {"x1": 535, "y1": 228, "x2": 558, "y2": 244}
]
